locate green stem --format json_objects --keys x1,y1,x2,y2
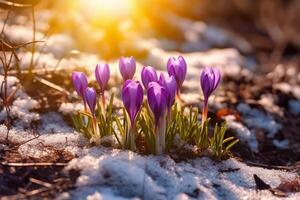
[
  {"x1": 201, "y1": 102, "x2": 208, "y2": 126},
  {"x1": 126, "y1": 123, "x2": 136, "y2": 150},
  {"x1": 101, "y1": 93, "x2": 106, "y2": 117},
  {"x1": 155, "y1": 112, "x2": 167, "y2": 155},
  {"x1": 92, "y1": 116, "x2": 101, "y2": 145}
]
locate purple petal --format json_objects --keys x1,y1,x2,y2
[
  {"x1": 95, "y1": 63, "x2": 110, "y2": 92},
  {"x1": 122, "y1": 80, "x2": 143, "y2": 123},
  {"x1": 85, "y1": 87, "x2": 97, "y2": 115},
  {"x1": 212, "y1": 68, "x2": 221, "y2": 90},
  {"x1": 147, "y1": 82, "x2": 168, "y2": 125},
  {"x1": 72, "y1": 72, "x2": 88, "y2": 99},
  {"x1": 167, "y1": 56, "x2": 187, "y2": 88},
  {"x1": 159, "y1": 73, "x2": 177, "y2": 109},
  {"x1": 119, "y1": 56, "x2": 136, "y2": 81},
  {"x1": 200, "y1": 67, "x2": 221, "y2": 102},
  {"x1": 141, "y1": 66, "x2": 158, "y2": 89}
]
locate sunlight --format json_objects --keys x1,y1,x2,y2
[{"x1": 78, "y1": 0, "x2": 135, "y2": 18}]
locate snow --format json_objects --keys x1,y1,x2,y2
[
  {"x1": 273, "y1": 139, "x2": 289, "y2": 150},
  {"x1": 37, "y1": 34, "x2": 74, "y2": 58},
  {"x1": 0, "y1": 125, "x2": 87, "y2": 159},
  {"x1": 258, "y1": 94, "x2": 283, "y2": 116},
  {"x1": 3, "y1": 24, "x2": 44, "y2": 44},
  {"x1": 273, "y1": 83, "x2": 300, "y2": 100},
  {"x1": 9, "y1": 97, "x2": 40, "y2": 123},
  {"x1": 237, "y1": 103, "x2": 281, "y2": 138},
  {"x1": 0, "y1": 75, "x2": 41, "y2": 124},
  {"x1": 19, "y1": 52, "x2": 59, "y2": 69},
  {"x1": 0, "y1": 76, "x2": 40, "y2": 125},
  {"x1": 59, "y1": 102, "x2": 84, "y2": 115},
  {"x1": 288, "y1": 100, "x2": 300, "y2": 115},
  {"x1": 39, "y1": 112, "x2": 73, "y2": 133},
  {"x1": 162, "y1": 12, "x2": 252, "y2": 53},
  {"x1": 145, "y1": 47, "x2": 245, "y2": 80},
  {"x1": 64, "y1": 147, "x2": 299, "y2": 200},
  {"x1": 273, "y1": 82, "x2": 292, "y2": 94},
  {"x1": 223, "y1": 115, "x2": 258, "y2": 152}
]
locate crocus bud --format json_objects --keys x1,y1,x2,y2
[
  {"x1": 158, "y1": 73, "x2": 177, "y2": 110},
  {"x1": 167, "y1": 56, "x2": 187, "y2": 91},
  {"x1": 200, "y1": 67, "x2": 221, "y2": 105},
  {"x1": 95, "y1": 63, "x2": 110, "y2": 93},
  {"x1": 122, "y1": 80, "x2": 143, "y2": 124},
  {"x1": 147, "y1": 82, "x2": 168, "y2": 126},
  {"x1": 119, "y1": 56, "x2": 136, "y2": 81},
  {"x1": 85, "y1": 87, "x2": 97, "y2": 116},
  {"x1": 141, "y1": 66, "x2": 158, "y2": 89},
  {"x1": 72, "y1": 72, "x2": 88, "y2": 99},
  {"x1": 200, "y1": 67, "x2": 221, "y2": 124}
]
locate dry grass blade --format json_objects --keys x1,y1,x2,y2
[
  {"x1": 34, "y1": 76, "x2": 77, "y2": 98},
  {"x1": 1, "y1": 162, "x2": 68, "y2": 167},
  {"x1": 29, "y1": 178, "x2": 53, "y2": 188}
]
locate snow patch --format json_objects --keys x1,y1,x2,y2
[
  {"x1": 65, "y1": 147, "x2": 299, "y2": 199},
  {"x1": 0, "y1": 76, "x2": 40, "y2": 125},
  {"x1": 39, "y1": 112, "x2": 73, "y2": 133},
  {"x1": 273, "y1": 83, "x2": 300, "y2": 100},
  {"x1": 273, "y1": 139, "x2": 289, "y2": 150},
  {"x1": 237, "y1": 103, "x2": 281, "y2": 138},
  {"x1": 59, "y1": 102, "x2": 84, "y2": 115},
  {"x1": 4, "y1": 24, "x2": 44, "y2": 44},
  {"x1": 0, "y1": 125, "x2": 87, "y2": 159},
  {"x1": 9, "y1": 97, "x2": 40, "y2": 123},
  {"x1": 223, "y1": 115, "x2": 258, "y2": 152},
  {"x1": 37, "y1": 34, "x2": 74, "y2": 58},
  {"x1": 289, "y1": 100, "x2": 300, "y2": 115},
  {"x1": 19, "y1": 52, "x2": 59, "y2": 69}
]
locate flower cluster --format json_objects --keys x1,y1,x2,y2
[{"x1": 71, "y1": 56, "x2": 238, "y2": 158}]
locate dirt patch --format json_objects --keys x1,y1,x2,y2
[{"x1": 0, "y1": 141, "x2": 79, "y2": 199}]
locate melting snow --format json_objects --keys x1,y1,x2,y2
[
  {"x1": 237, "y1": 103, "x2": 281, "y2": 138},
  {"x1": 63, "y1": 147, "x2": 299, "y2": 200},
  {"x1": 288, "y1": 100, "x2": 300, "y2": 115},
  {"x1": 223, "y1": 115, "x2": 258, "y2": 152},
  {"x1": 0, "y1": 76, "x2": 40, "y2": 125}
]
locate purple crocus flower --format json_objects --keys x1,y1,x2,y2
[
  {"x1": 119, "y1": 56, "x2": 136, "y2": 81},
  {"x1": 200, "y1": 67, "x2": 221, "y2": 124},
  {"x1": 167, "y1": 56, "x2": 187, "y2": 91},
  {"x1": 141, "y1": 66, "x2": 158, "y2": 89},
  {"x1": 72, "y1": 72, "x2": 88, "y2": 99},
  {"x1": 200, "y1": 67, "x2": 221, "y2": 105},
  {"x1": 85, "y1": 87, "x2": 97, "y2": 116},
  {"x1": 122, "y1": 80, "x2": 143, "y2": 124},
  {"x1": 95, "y1": 63, "x2": 110, "y2": 93},
  {"x1": 158, "y1": 73, "x2": 177, "y2": 110},
  {"x1": 147, "y1": 82, "x2": 168, "y2": 126}
]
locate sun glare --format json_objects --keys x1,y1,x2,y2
[{"x1": 79, "y1": 0, "x2": 135, "y2": 18}]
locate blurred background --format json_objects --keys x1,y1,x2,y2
[{"x1": 1, "y1": 0, "x2": 300, "y2": 69}]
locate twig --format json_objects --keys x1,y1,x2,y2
[
  {"x1": 246, "y1": 161, "x2": 291, "y2": 170},
  {"x1": 1, "y1": 162, "x2": 68, "y2": 167},
  {"x1": 28, "y1": 6, "x2": 36, "y2": 75},
  {"x1": 25, "y1": 187, "x2": 50, "y2": 197},
  {"x1": 29, "y1": 178, "x2": 53, "y2": 188},
  {"x1": 219, "y1": 168, "x2": 240, "y2": 173},
  {"x1": 34, "y1": 76, "x2": 77, "y2": 98},
  {"x1": 1, "y1": 9, "x2": 11, "y2": 35},
  {"x1": 12, "y1": 134, "x2": 40, "y2": 149},
  {"x1": 0, "y1": 0, "x2": 34, "y2": 8}
]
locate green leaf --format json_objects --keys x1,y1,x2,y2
[{"x1": 225, "y1": 139, "x2": 239, "y2": 151}]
